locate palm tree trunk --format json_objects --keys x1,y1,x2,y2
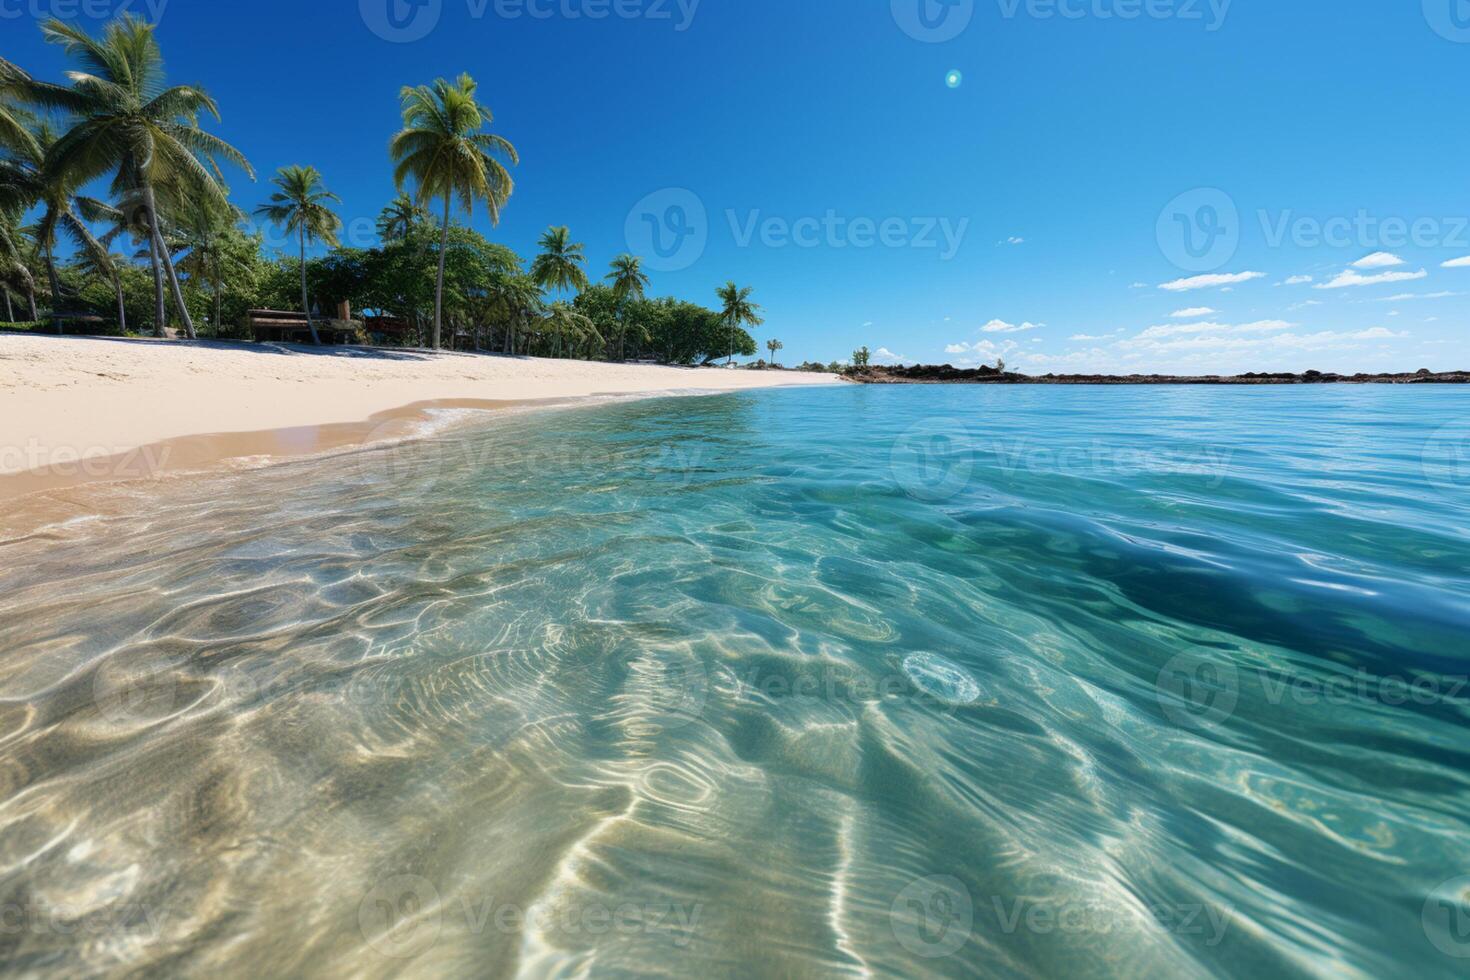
[
  {"x1": 300, "y1": 227, "x2": 320, "y2": 345},
  {"x1": 145, "y1": 188, "x2": 197, "y2": 339},
  {"x1": 26, "y1": 284, "x2": 37, "y2": 321},
  {"x1": 3, "y1": 287, "x2": 12, "y2": 323},
  {"x1": 43, "y1": 245, "x2": 62, "y2": 334},
  {"x1": 148, "y1": 230, "x2": 166, "y2": 337},
  {"x1": 114, "y1": 277, "x2": 126, "y2": 334},
  {"x1": 434, "y1": 190, "x2": 451, "y2": 350},
  {"x1": 213, "y1": 250, "x2": 223, "y2": 339}
]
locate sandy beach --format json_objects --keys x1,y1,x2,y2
[{"x1": 0, "y1": 334, "x2": 839, "y2": 491}]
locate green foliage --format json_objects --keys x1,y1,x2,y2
[{"x1": 1, "y1": 22, "x2": 775, "y2": 360}]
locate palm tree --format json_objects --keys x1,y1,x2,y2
[
  {"x1": 541, "y1": 301, "x2": 598, "y2": 359},
  {"x1": 531, "y1": 226, "x2": 589, "y2": 300},
  {"x1": 486, "y1": 271, "x2": 542, "y2": 354},
  {"x1": 390, "y1": 73, "x2": 517, "y2": 350},
  {"x1": 71, "y1": 230, "x2": 128, "y2": 334},
  {"x1": 716, "y1": 282, "x2": 764, "y2": 366},
  {"x1": 766, "y1": 338, "x2": 783, "y2": 366},
  {"x1": 176, "y1": 199, "x2": 251, "y2": 336},
  {"x1": 605, "y1": 253, "x2": 649, "y2": 360},
  {"x1": 0, "y1": 57, "x2": 39, "y2": 161},
  {"x1": 255, "y1": 166, "x2": 341, "y2": 345},
  {"x1": 29, "y1": 16, "x2": 253, "y2": 339},
  {"x1": 1, "y1": 124, "x2": 113, "y2": 333},
  {"x1": 377, "y1": 192, "x2": 430, "y2": 243}
]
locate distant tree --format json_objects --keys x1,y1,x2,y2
[
  {"x1": 255, "y1": 165, "x2": 341, "y2": 344},
  {"x1": 377, "y1": 193, "x2": 431, "y2": 243},
  {"x1": 996, "y1": 358, "x2": 1006, "y2": 374},
  {"x1": 605, "y1": 253, "x2": 649, "y2": 360},
  {"x1": 853, "y1": 346, "x2": 871, "y2": 368},
  {"x1": 532, "y1": 225, "x2": 589, "y2": 298},
  {"x1": 766, "y1": 338, "x2": 783, "y2": 366},
  {"x1": 717, "y1": 281, "x2": 763, "y2": 366}
]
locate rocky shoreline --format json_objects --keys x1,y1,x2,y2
[{"x1": 845, "y1": 365, "x2": 1470, "y2": 385}]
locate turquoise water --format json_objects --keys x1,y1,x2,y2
[{"x1": 1, "y1": 384, "x2": 1469, "y2": 977}]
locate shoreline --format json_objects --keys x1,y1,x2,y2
[
  {"x1": 0, "y1": 334, "x2": 839, "y2": 497},
  {"x1": 847, "y1": 365, "x2": 1470, "y2": 385}
]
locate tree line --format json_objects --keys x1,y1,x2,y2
[{"x1": 0, "y1": 16, "x2": 779, "y2": 366}]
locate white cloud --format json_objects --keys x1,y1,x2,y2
[
  {"x1": 1351, "y1": 327, "x2": 1406, "y2": 339},
  {"x1": 980, "y1": 319, "x2": 1041, "y2": 334},
  {"x1": 1129, "y1": 282, "x2": 1149, "y2": 289},
  {"x1": 1131, "y1": 319, "x2": 1294, "y2": 341},
  {"x1": 1279, "y1": 275, "x2": 1314, "y2": 286},
  {"x1": 1170, "y1": 307, "x2": 1218, "y2": 318},
  {"x1": 1287, "y1": 300, "x2": 1323, "y2": 310},
  {"x1": 862, "y1": 321, "x2": 873, "y2": 327},
  {"x1": 1374, "y1": 291, "x2": 1456, "y2": 301},
  {"x1": 1315, "y1": 268, "x2": 1428, "y2": 290},
  {"x1": 1441, "y1": 256, "x2": 1470, "y2": 268},
  {"x1": 999, "y1": 236, "x2": 1025, "y2": 245},
  {"x1": 944, "y1": 344, "x2": 969, "y2": 354},
  {"x1": 1159, "y1": 271, "x2": 1266, "y2": 292},
  {"x1": 874, "y1": 347, "x2": 910, "y2": 364},
  {"x1": 1353, "y1": 252, "x2": 1405, "y2": 269}
]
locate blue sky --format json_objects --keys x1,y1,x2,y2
[{"x1": 5, "y1": 0, "x2": 1469, "y2": 371}]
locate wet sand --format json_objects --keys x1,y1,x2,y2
[{"x1": 0, "y1": 334, "x2": 840, "y2": 486}]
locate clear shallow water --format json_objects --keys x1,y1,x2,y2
[{"x1": 1, "y1": 384, "x2": 1469, "y2": 978}]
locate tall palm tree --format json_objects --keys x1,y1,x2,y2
[
  {"x1": 255, "y1": 166, "x2": 341, "y2": 345},
  {"x1": 377, "y1": 192, "x2": 430, "y2": 243},
  {"x1": 390, "y1": 73, "x2": 517, "y2": 350},
  {"x1": 531, "y1": 225, "x2": 589, "y2": 300},
  {"x1": 29, "y1": 16, "x2": 253, "y2": 339},
  {"x1": 716, "y1": 281, "x2": 764, "y2": 366},
  {"x1": 766, "y1": 338, "x2": 783, "y2": 366},
  {"x1": 605, "y1": 253, "x2": 649, "y2": 360}
]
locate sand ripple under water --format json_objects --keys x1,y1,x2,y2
[{"x1": 1, "y1": 385, "x2": 1468, "y2": 978}]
